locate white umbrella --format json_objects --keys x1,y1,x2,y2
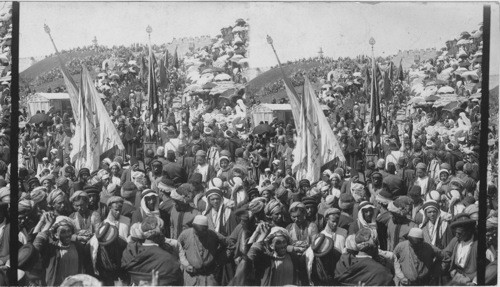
[
  {"x1": 454, "y1": 67, "x2": 469, "y2": 75},
  {"x1": 437, "y1": 86, "x2": 455, "y2": 94},
  {"x1": 232, "y1": 26, "x2": 247, "y2": 32},
  {"x1": 456, "y1": 39, "x2": 471, "y2": 46},
  {"x1": 184, "y1": 84, "x2": 202, "y2": 92},
  {"x1": 128, "y1": 60, "x2": 137, "y2": 66},
  {"x1": 237, "y1": 58, "x2": 249, "y2": 65},
  {"x1": 214, "y1": 73, "x2": 232, "y2": 81},
  {"x1": 461, "y1": 70, "x2": 479, "y2": 80},
  {"x1": 100, "y1": 85, "x2": 111, "y2": 90},
  {"x1": 408, "y1": 97, "x2": 425, "y2": 104},
  {"x1": 98, "y1": 72, "x2": 107, "y2": 77},
  {"x1": 230, "y1": 54, "x2": 244, "y2": 62},
  {"x1": 353, "y1": 72, "x2": 362, "y2": 78}
]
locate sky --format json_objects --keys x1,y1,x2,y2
[{"x1": 20, "y1": 1, "x2": 499, "y2": 73}]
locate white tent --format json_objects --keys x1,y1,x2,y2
[{"x1": 27, "y1": 93, "x2": 70, "y2": 116}]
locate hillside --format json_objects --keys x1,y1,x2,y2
[
  {"x1": 247, "y1": 61, "x2": 323, "y2": 103},
  {"x1": 20, "y1": 50, "x2": 98, "y2": 81}
]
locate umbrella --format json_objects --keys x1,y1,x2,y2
[
  {"x1": 237, "y1": 58, "x2": 249, "y2": 65},
  {"x1": 202, "y1": 68, "x2": 215, "y2": 74},
  {"x1": 202, "y1": 82, "x2": 217, "y2": 89},
  {"x1": 28, "y1": 113, "x2": 52, "y2": 124},
  {"x1": 214, "y1": 73, "x2": 232, "y2": 81},
  {"x1": 101, "y1": 85, "x2": 111, "y2": 90},
  {"x1": 456, "y1": 39, "x2": 471, "y2": 46},
  {"x1": 454, "y1": 67, "x2": 468, "y2": 76},
  {"x1": 235, "y1": 18, "x2": 246, "y2": 26},
  {"x1": 109, "y1": 74, "x2": 120, "y2": 80},
  {"x1": 230, "y1": 54, "x2": 244, "y2": 62},
  {"x1": 460, "y1": 31, "x2": 471, "y2": 39},
  {"x1": 461, "y1": 71, "x2": 479, "y2": 80},
  {"x1": 220, "y1": 88, "x2": 237, "y2": 99},
  {"x1": 98, "y1": 72, "x2": 107, "y2": 77},
  {"x1": 425, "y1": 94, "x2": 441, "y2": 102},
  {"x1": 353, "y1": 72, "x2": 362, "y2": 78},
  {"x1": 471, "y1": 91, "x2": 482, "y2": 99},
  {"x1": 128, "y1": 60, "x2": 137, "y2": 66},
  {"x1": 232, "y1": 26, "x2": 246, "y2": 32},
  {"x1": 333, "y1": 85, "x2": 344, "y2": 92},
  {"x1": 438, "y1": 86, "x2": 455, "y2": 94},
  {"x1": 442, "y1": 101, "x2": 461, "y2": 112},
  {"x1": 185, "y1": 84, "x2": 202, "y2": 92},
  {"x1": 253, "y1": 123, "x2": 274, "y2": 135}
]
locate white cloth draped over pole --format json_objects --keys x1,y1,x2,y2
[{"x1": 292, "y1": 77, "x2": 345, "y2": 183}]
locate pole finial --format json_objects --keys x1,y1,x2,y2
[
  {"x1": 44, "y1": 23, "x2": 50, "y2": 35},
  {"x1": 369, "y1": 37, "x2": 375, "y2": 46},
  {"x1": 266, "y1": 35, "x2": 273, "y2": 45}
]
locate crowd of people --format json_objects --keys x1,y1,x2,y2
[{"x1": 9, "y1": 17, "x2": 498, "y2": 287}]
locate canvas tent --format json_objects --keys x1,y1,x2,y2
[
  {"x1": 27, "y1": 93, "x2": 72, "y2": 116},
  {"x1": 251, "y1": 103, "x2": 329, "y2": 126}
]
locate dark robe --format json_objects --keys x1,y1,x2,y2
[
  {"x1": 121, "y1": 242, "x2": 183, "y2": 285},
  {"x1": 335, "y1": 254, "x2": 394, "y2": 286},
  {"x1": 234, "y1": 241, "x2": 309, "y2": 286}
]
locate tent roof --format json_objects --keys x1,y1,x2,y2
[
  {"x1": 261, "y1": 103, "x2": 329, "y2": 111},
  {"x1": 35, "y1": 93, "x2": 70, "y2": 100}
]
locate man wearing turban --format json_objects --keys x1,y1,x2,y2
[
  {"x1": 33, "y1": 189, "x2": 70, "y2": 234},
  {"x1": 170, "y1": 183, "x2": 200, "y2": 239},
  {"x1": 234, "y1": 226, "x2": 308, "y2": 286},
  {"x1": 33, "y1": 216, "x2": 93, "y2": 286},
  {"x1": 265, "y1": 199, "x2": 285, "y2": 228},
  {"x1": 387, "y1": 196, "x2": 418, "y2": 252}
]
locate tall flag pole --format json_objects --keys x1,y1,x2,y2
[
  {"x1": 147, "y1": 25, "x2": 159, "y2": 137},
  {"x1": 266, "y1": 35, "x2": 301, "y2": 129},
  {"x1": 369, "y1": 37, "x2": 382, "y2": 154},
  {"x1": 44, "y1": 24, "x2": 80, "y2": 120},
  {"x1": 266, "y1": 35, "x2": 344, "y2": 182},
  {"x1": 397, "y1": 58, "x2": 405, "y2": 81},
  {"x1": 174, "y1": 45, "x2": 179, "y2": 69}
]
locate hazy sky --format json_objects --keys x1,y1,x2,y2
[{"x1": 20, "y1": 1, "x2": 499, "y2": 72}]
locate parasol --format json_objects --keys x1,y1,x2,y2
[
  {"x1": 461, "y1": 71, "x2": 479, "y2": 80},
  {"x1": 220, "y1": 88, "x2": 238, "y2": 99},
  {"x1": 437, "y1": 86, "x2": 455, "y2": 94},
  {"x1": 109, "y1": 74, "x2": 120, "y2": 80},
  {"x1": 98, "y1": 72, "x2": 107, "y2": 77},
  {"x1": 28, "y1": 113, "x2": 52, "y2": 124},
  {"x1": 232, "y1": 26, "x2": 246, "y2": 33},
  {"x1": 442, "y1": 101, "x2": 462, "y2": 112},
  {"x1": 214, "y1": 73, "x2": 232, "y2": 81},
  {"x1": 202, "y1": 82, "x2": 217, "y2": 89},
  {"x1": 253, "y1": 123, "x2": 274, "y2": 135},
  {"x1": 184, "y1": 84, "x2": 202, "y2": 92}
]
